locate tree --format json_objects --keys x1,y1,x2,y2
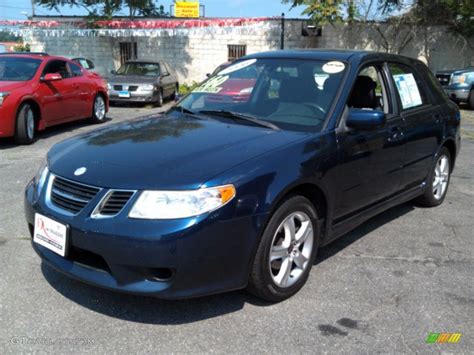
[{"x1": 35, "y1": 0, "x2": 168, "y2": 19}]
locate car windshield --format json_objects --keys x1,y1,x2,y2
[
  {"x1": 0, "y1": 57, "x2": 41, "y2": 81},
  {"x1": 116, "y1": 62, "x2": 160, "y2": 76},
  {"x1": 179, "y1": 58, "x2": 347, "y2": 132}
]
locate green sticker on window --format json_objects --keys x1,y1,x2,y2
[{"x1": 193, "y1": 75, "x2": 229, "y2": 94}]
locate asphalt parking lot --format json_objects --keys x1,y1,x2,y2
[{"x1": 0, "y1": 104, "x2": 473, "y2": 353}]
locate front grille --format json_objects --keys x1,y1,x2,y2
[
  {"x1": 50, "y1": 176, "x2": 100, "y2": 214},
  {"x1": 113, "y1": 85, "x2": 138, "y2": 92},
  {"x1": 94, "y1": 190, "x2": 134, "y2": 217},
  {"x1": 436, "y1": 74, "x2": 451, "y2": 86}
]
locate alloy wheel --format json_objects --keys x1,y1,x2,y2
[
  {"x1": 26, "y1": 108, "x2": 35, "y2": 140},
  {"x1": 94, "y1": 96, "x2": 106, "y2": 121},
  {"x1": 433, "y1": 155, "x2": 449, "y2": 200},
  {"x1": 269, "y1": 211, "x2": 314, "y2": 288}
]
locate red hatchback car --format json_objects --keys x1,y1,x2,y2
[{"x1": 0, "y1": 53, "x2": 108, "y2": 144}]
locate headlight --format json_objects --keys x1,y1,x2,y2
[
  {"x1": 34, "y1": 159, "x2": 49, "y2": 194},
  {"x1": 129, "y1": 185, "x2": 236, "y2": 219},
  {"x1": 452, "y1": 74, "x2": 466, "y2": 84},
  {"x1": 0, "y1": 92, "x2": 10, "y2": 106},
  {"x1": 140, "y1": 84, "x2": 155, "y2": 91},
  {"x1": 107, "y1": 83, "x2": 112, "y2": 90}
]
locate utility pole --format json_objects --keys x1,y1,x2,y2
[
  {"x1": 281, "y1": 13, "x2": 285, "y2": 50},
  {"x1": 31, "y1": 0, "x2": 35, "y2": 18}
]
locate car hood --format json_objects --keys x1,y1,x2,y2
[
  {"x1": 48, "y1": 113, "x2": 306, "y2": 190},
  {"x1": 107, "y1": 75, "x2": 157, "y2": 84},
  {"x1": 0, "y1": 81, "x2": 28, "y2": 91}
]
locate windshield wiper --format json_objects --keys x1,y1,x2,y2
[{"x1": 198, "y1": 110, "x2": 280, "y2": 131}]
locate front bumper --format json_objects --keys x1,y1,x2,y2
[
  {"x1": 445, "y1": 88, "x2": 470, "y2": 102},
  {"x1": 108, "y1": 89, "x2": 159, "y2": 103},
  {"x1": 0, "y1": 98, "x2": 17, "y2": 138},
  {"x1": 25, "y1": 177, "x2": 267, "y2": 299}
]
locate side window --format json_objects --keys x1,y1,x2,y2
[
  {"x1": 76, "y1": 58, "x2": 90, "y2": 69},
  {"x1": 388, "y1": 63, "x2": 430, "y2": 110},
  {"x1": 43, "y1": 60, "x2": 71, "y2": 79},
  {"x1": 161, "y1": 63, "x2": 169, "y2": 76},
  {"x1": 69, "y1": 62, "x2": 83, "y2": 77},
  {"x1": 348, "y1": 65, "x2": 390, "y2": 113}
]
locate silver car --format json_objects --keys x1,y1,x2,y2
[{"x1": 107, "y1": 60, "x2": 179, "y2": 107}]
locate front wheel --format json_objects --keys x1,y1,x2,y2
[
  {"x1": 469, "y1": 90, "x2": 474, "y2": 110},
  {"x1": 415, "y1": 147, "x2": 451, "y2": 207},
  {"x1": 91, "y1": 94, "x2": 106, "y2": 123},
  {"x1": 15, "y1": 103, "x2": 36, "y2": 145},
  {"x1": 248, "y1": 196, "x2": 319, "y2": 302},
  {"x1": 155, "y1": 90, "x2": 163, "y2": 107}
]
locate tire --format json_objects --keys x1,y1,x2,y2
[
  {"x1": 155, "y1": 90, "x2": 163, "y2": 107},
  {"x1": 248, "y1": 195, "x2": 320, "y2": 302},
  {"x1": 170, "y1": 84, "x2": 178, "y2": 101},
  {"x1": 469, "y1": 90, "x2": 474, "y2": 110},
  {"x1": 415, "y1": 147, "x2": 451, "y2": 207},
  {"x1": 14, "y1": 102, "x2": 36, "y2": 145},
  {"x1": 91, "y1": 94, "x2": 106, "y2": 124}
]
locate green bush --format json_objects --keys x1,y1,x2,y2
[
  {"x1": 179, "y1": 81, "x2": 200, "y2": 95},
  {"x1": 13, "y1": 43, "x2": 30, "y2": 52}
]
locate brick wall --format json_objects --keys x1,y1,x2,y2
[{"x1": 23, "y1": 20, "x2": 474, "y2": 84}]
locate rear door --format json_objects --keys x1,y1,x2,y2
[
  {"x1": 68, "y1": 61, "x2": 94, "y2": 119},
  {"x1": 37, "y1": 59, "x2": 75, "y2": 122},
  {"x1": 387, "y1": 62, "x2": 443, "y2": 190}
]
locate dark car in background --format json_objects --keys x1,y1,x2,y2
[
  {"x1": 25, "y1": 50, "x2": 460, "y2": 302},
  {"x1": 107, "y1": 60, "x2": 179, "y2": 107},
  {"x1": 436, "y1": 67, "x2": 474, "y2": 108}
]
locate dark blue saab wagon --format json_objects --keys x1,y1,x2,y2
[{"x1": 25, "y1": 50, "x2": 461, "y2": 302}]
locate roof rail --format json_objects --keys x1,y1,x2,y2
[{"x1": 0, "y1": 52, "x2": 49, "y2": 56}]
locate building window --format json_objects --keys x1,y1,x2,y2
[
  {"x1": 120, "y1": 42, "x2": 137, "y2": 64},
  {"x1": 228, "y1": 45, "x2": 247, "y2": 62}
]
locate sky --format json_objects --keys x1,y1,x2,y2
[{"x1": 0, "y1": 0, "x2": 307, "y2": 20}]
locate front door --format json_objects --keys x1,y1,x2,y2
[
  {"x1": 37, "y1": 60, "x2": 76, "y2": 123},
  {"x1": 333, "y1": 63, "x2": 406, "y2": 220}
]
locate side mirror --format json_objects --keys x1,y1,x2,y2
[
  {"x1": 43, "y1": 73, "x2": 62, "y2": 82},
  {"x1": 206, "y1": 73, "x2": 211, "y2": 78},
  {"x1": 162, "y1": 72, "x2": 170, "y2": 77},
  {"x1": 346, "y1": 109, "x2": 386, "y2": 130},
  {"x1": 86, "y1": 60, "x2": 95, "y2": 69},
  {"x1": 110, "y1": 69, "x2": 117, "y2": 75}
]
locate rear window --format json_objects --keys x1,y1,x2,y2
[
  {"x1": 389, "y1": 63, "x2": 430, "y2": 110},
  {"x1": 0, "y1": 57, "x2": 41, "y2": 81}
]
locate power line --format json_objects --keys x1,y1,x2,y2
[{"x1": 0, "y1": 4, "x2": 32, "y2": 10}]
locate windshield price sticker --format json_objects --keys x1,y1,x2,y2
[
  {"x1": 322, "y1": 61, "x2": 345, "y2": 74},
  {"x1": 193, "y1": 75, "x2": 229, "y2": 94},
  {"x1": 393, "y1": 73, "x2": 423, "y2": 109}
]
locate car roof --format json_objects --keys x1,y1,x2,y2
[
  {"x1": 0, "y1": 52, "x2": 80, "y2": 62},
  {"x1": 245, "y1": 49, "x2": 421, "y2": 66},
  {"x1": 126, "y1": 59, "x2": 162, "y2": 64}
]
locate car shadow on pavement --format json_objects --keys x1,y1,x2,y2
[
  {"x1": 40, "y1": 262, "x2": 267, "y2": 324},
  {"x1": 317, "y1": 202, "x2": 415, "y2": 264},
  {"x1": 0, "y1": 118, "x2": 113, "y2": 150},
  {"x1": 40, "y1": 202, "x2": 415, "y2": 324}
]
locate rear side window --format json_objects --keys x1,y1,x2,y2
[
  {"x1": 69, "y1": 62, "x2": 83, "y2": 77},
  {"x1": 389, "y1": 63, "x2": 430, "y2": 110}
]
